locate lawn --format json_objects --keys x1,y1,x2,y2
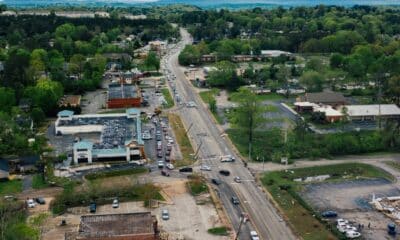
[
  {"x1": 85, "y1": 167, "x2": 148, "y2": 181},
  {"x1": 199, "y1": 89, "x2": 224, "y2": 124},
  {"x1": 168, "y1": 113, "x2": 195, "y2": 167},
  {"x1": 261, "y1": 163, "x2": 394, "y2": 240},
  {"x1": 208, "y1": 227, "x2": 229, "y2": 236},
  {"x1": 187, "y1": 175, "x2": 208, "y2": 195},
  {"x1": 161, "y1": 88, "x2": 174, "y2": 108},
  {"x1": 230, "y1": 92, "x2": 285, "y2": 102},
  {"x1": 32, "y1": 174, "x2": 49, "y2": 189},
  {"x1": 0, "y1": 180, "x2": 23, "y2": 196}
]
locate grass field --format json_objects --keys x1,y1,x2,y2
[
  {"x1": 162, "y1": 88, "x2": 174, "y2": 108},
  {"x1": 0, "y1": 180, "x2": 23, "y2": 196},
  {"x1": 199, "y1": 88, "x2": 224, "y2": 124},
  {"x1": 262, "y1": 163, "x2": 394, "y2": 240},
  {"x1": 230, "y1": 92, "x2": 285, "y2": 102},
  {"x1": 187, "y1": 175, "x2": 208, "y2": 195},
  {"x1": 168, "y1": 113, "x2": 195, "y2": 167},
  {"x1": 32, "y1": 174, "x2": 49, "y2": 189},
  {"x1": 208, "y1": 226, "x2": 229, "y2": 236}
]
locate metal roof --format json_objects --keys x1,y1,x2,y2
[
  {"x1": 57, "y1": 110, "x2": 74, "y2": 117},
  {"x1": 108, "y1": 84, "x2": 138, "y2": 100},
  {"x1": 74, "y1": 140, "x2": 93, "y2": 150},
  {"x1": 346, "y1": 104, "x2": 400, "y2": 117}
]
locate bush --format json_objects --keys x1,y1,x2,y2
[
  {"x1": 208, "y1": 227, "x2": 229, "y2": 236},
  {"x1": 85, "y1": 167, "x2": 147, "y2": 180}
]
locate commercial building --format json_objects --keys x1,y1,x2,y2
[
  {"x1": 55, "y1": 109, "x2": 145, "y2": 164},
  {"x1": 298, "y1": 91, "x2": 347, "y2": 107},
  {"x1": 261, "y1": 50, "x2": 292, "y2": 58},
  {"x1": 107, "y1": 83, "x2": 142, "y2": 109},
  {"x1": 344, "y1": 104, "x2": 400, "y2": 121},
  {"x1": 71, "y1": 212, "x2": 158, "y2": 240}
]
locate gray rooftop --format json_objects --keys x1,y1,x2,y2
[{"x1": 108, "y1": 84, "x2": 139, "y2": 100}]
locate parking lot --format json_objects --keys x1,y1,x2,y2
[{"x1": 300, "y1": 179, "x2": 400, "y2": 239}]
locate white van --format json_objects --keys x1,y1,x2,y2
[{"x1": 346, "y1": 230, "x2": 361, "y2": 238}]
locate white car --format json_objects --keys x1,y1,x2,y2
[
  {"x1": 220, "y1": 155, "x2": 235, "y2": 162},
  {"x1": 337, "y1": 225, "x2": 357, "y2": 233},
  {"x1": 346, "y1": 230, "x2": 361, "y2": 238},
  {"x1": 27, "y1": 199, "x2": 35, "y2": 208},
  {"x1": 142, "y1": 133, "x2": 151, "y2": 140},
  {"x1": 112, "y1": 199, "x2": 119, "y2": 208},
  {"x1": 234, "y1": 176, "x2": 241, "y2": 183},
  {"x1": 250, "y1": 230, "x2": 259, "y2": 240},
  {"x1": 200, "y1": 165, "x2": 211, "y2": 171},
  {"x1": 168, "y1": 138, "x2": 174, "y2": 144},
  {"x1": 186, "y1": 101, "x2": 197, "y2": 108},
  {"x1": 166, "y1": 163, "x2": 174, "y2": 170},
  {"x1": 158, "y1": 161, "x2": 164, "y2": 168},
  {"x1": 337, "y1": 219, "x2": 349, "y2": 225}
]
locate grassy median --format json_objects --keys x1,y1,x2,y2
[
  {"x1": 168, "y1": 113, "x2": 195, "y2": 167},
  {"x1": 162, "y1": 88, "x2": 174, "y2": 108}
]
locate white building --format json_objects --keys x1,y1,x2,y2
[{"x1": 344, "y1": 104, "x2": 400, "y2": 121}]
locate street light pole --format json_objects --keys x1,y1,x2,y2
[{"x1": 234, "y1": 215, "x2": 244, "y2": 240}]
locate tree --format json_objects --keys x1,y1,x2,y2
[
  {"x1": 24, "y1": 77, "x2": 63, "y2": 114},
  {"x1": 207, "y1": 61, "x2": 241, "y2": 89},
  {"x1": 330, "y1": 53, "x2": 344, "y2": 68},
  {"x1": 388, "y1": 76, "x2": 400, "y2": 105},
  {"x1": 231, "y1": 87, "x2": 265, "y2": 159},
  {"x1": 144, "y1": 51, "x2": 160, "y2": 72},
  {"x1": 0, "y1": 87, "x2": 16, "y2": 112},
  {"x1": 306, "y1": 57, "x2": 324, "y2": 71},
  {"x1": 300, "y1": 71, "x2": 324, "y2": 92},
  {"x1": 178, "y1": 45, "x2": 201, "y2": 65}
]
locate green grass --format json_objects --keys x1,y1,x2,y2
[
  {"x1": 85, "y1": 167, "x2": 148, "y2": 181},
  {"x1": 168, "y1": 113, "x2": 195, "y2": 167},
  {"x1": 208, "y1": 227, "x2": 229, "y2": 236},
  {"x1": 161, "y1": 88, "x2": 174, "y2": 108},
  {"x1": 199, "y1": 88, "x2": 219, "y2": 104},
  {"x1": 187, "y1": 175, "x2": 208, "y2": 195},
  {"x1": 32, "y1": 174, "x2": 49, "y2": 189},
  {"x1": 0, "y1": 180, "x2": 23, "y2": 196},
  {"x1": 265, "y1": 104, "x2": 279, "y2": 112},
  {"x1": 230, "y1": 92, "x2": 285, "y2": 102},
  {"x1": 262, "y1": 163, "x2": 394, "y2": 240}
]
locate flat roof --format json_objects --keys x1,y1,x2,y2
[
  {"x1": 78, "y1": 212, "x2": 155, "y2": 238},
  {"x1": 346, "y1": 104, "x2": 400, "y2": 117},
  {"x1": 301, "y1": 92, "x2": 346, "y2": 104},
  {"x1": 108, "y1": 84, "x2": 139, "y2": 100}
]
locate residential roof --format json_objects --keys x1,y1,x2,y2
[
  {"x1": 345, "y1": 104, "x2": 400, "y2": 117},
  {"x1": 314, "y1": 106, "x2": 343, "y2": 117},
  {"x1": 300, "y1": 92, "x2": 347, "y2": 105},
  {"x1": 74, "y1": 140, "x2": 94, "y2": 150},
  {"x1": 57, "y1": 110, "x2": 74, "y2": 118},
  {"x1": 261, "y1": 50, "x2": 292, "y2": 57},
  {"x1": 78, "y1": 212, "x2": 155, "y2": 238},
  {"x1": 7, "y1": 155, "x2": 40, "y2": 166},
  {"x1": 0, "y1": 159, "x2": 9, "y2": 179}
]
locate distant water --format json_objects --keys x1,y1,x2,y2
[{"x1": 2, "y1": 0, "x2": 400, "y2": 8}]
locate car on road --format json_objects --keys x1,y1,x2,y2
[
  {"x1": 220, "y1": 155, "x2": 235, "y2": 162},
  {"x1": 179, "y1": 167, "x2": 193, "y2": 173},
  {"x1": 165, "y1": 149, "x2": 171, "y2": 156},
  {"x1": 157, "y1": 161, "x2": 164, "y2": 168},
  {"x1": 200, "y1": 165, "x2": 211, "y2": 171},
  {"x1": 167, "y1": 143, "x2": 172, "y2": 151},
  {"x1": 250, "y1": 230, "x2": 260, "y2": 240},
  {"x1": 165, "y1": 155, "x2": 171, "y2": 162},
  {"x1": 321, "y1": 210, "x2": 337, "y2": 218},
  {"x1": 231, "y1": 196, "x2": 240, "y2": 205},
  {"x1": 27, "y1": 199, "x2": 35, "y2": 208},
  {"x1": 234, "y1": 176, "x2": 241, "y2": 183},
  {"x1": 112, "y1": 199, "x2": 119, "y2": 208},
  {"x1": 89, "y1": 203, "x2": 96, "y2": 213},
  {"x1": 157, "y1": 150, "x2": 163, "y2": 158},
  {"x1": 166, "y1": 163, "x2": 174, "y2": 170},
  {"x1": 211, "y1": 178, "x2": 222, "y2": 185},
  {"x1": 162, "y1": 209, "x2": 169, "y2": 220},
  {"x1": 35, "y1": 197, "x2": 46, "y2": 205},
  {"x1": 186, "y1": 101, "x2": 197, "y2": 108},
  {"x1": 142, "y1": 132, "x2": 151, "y2": 140},
  {"x1": 219, "y1": 170, "x2": 230, "y2": 176}
]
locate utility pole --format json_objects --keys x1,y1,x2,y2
[
  {"x1": 234, "y1": 215, "x2": 244, "y2": 240},
  {"x1": 186, "y1": 123, "x2": 193, "y2": 134},
  {"x1": 248, "y1": 142, "x2": 252, "y2": 161},
  {"x1": 194, "y1": 140, "x2": 203, "y2": 160}
]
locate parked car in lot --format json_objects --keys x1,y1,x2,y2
[
  {"x1": 179, "y1": 167, "x2": 193, "y2": 173},
  {"x1": 89, "y1": 203, "x2": 96, "y2": 213},
  {"x1": 200, "y1": 165, "x2": 211, "y2": 171},
  {"x1": 158, "y1": 161, "x2": 164, "y2": 168},
  {"x1": 27, "y1": 199, "x2": 35, "y2": 208},
  {"x1": 231, "y1": 196, "x2": 240, "y2": 205},
  {"x1": 35, "y1": 197, "x2": 46, "y2": 205},
  {"x1": 211, "y1": 178, "x2": 222, "y2": 185},
  {"x1": 250, "y1": 230, "x2": 260, "y2": 240},
  {"x1": 161, "y1": 170, "x2": 170, "y2": 176},
  {"x1": 346, "y1": 231, "x2": 361, "y2": 238},
  {"x1": 112, "y1": 199, "x2": 119, "y2": 208},
  {"x1": 166, "y1": 163, "x2": 174, "y2": 170},
  {"x1": 219, "y1": 170, "x2": 230, "y2": 176},
  {"x1": 165, "y1": 149, "x2": 171, "y2": 156},
  {"x1": 321, "y1": 210, "x2": 337, "y2": 218},
  {"x1": 167, "y1": 143, "x2": 172, "y2": 151},
  {"x1": 162, "y1": 209, "x2": 169, "y2": 220}
]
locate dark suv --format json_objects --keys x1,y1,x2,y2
[
  {"x1": 231, "y1": 196, "x2": 240, "y2": 205},
  {"x1": 219, "y1": 170, "x2": 230, "y2": 176}
]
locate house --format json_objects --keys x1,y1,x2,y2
[
  {"x1": 344, "y1": 104, "x2": 400, "y2": 121},
  {"x1": 58, "y1": 95, "x2": 82, "y2": 108},
  {"x1": 149, "y1": 40, "x2": 167, "y2": 55},
  {"x1": 298, "y1": 92, "x2": 347, "y2": 107},
  {"x1": 71, "y1": 212, "x2": 158, "y2": 240},
  {"x1": 314, "y1": 105, "x2": 343, "y2": 123},
  {"x1": 201, "y1": 54, "x2": 217, "y2": 63},
  {"x1": 0, "y1": 159, "x2": 9, "y2": 181}
]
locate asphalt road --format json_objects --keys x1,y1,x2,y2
[{"x1": 162, "y1": 28, "x2": 297, "y2": 240}]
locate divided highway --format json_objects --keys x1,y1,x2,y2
[{"x1": 162, "y1": 28, "x2": 297, "y2": 240}]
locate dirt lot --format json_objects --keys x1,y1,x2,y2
[
  {"x1": 301, "y1": 179, "x2": 400, "y2": 240},
  {"x1": 40, "y1": 179, "x2": 228, "y2": 240}
]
